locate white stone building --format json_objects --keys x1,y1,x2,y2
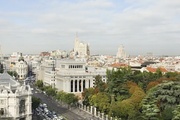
[
  {"x1": 0, "y1": 72, "x2": 32, "y2": 120},
  {"x1": 116, "y1": 45, "x2": 126, "y2": 59},
  {"x1": 38, "y1": 58, "x2": 107, "y2": 95},
  {"x1": 74, "y1": 36, "x2": 90, "y2": 58},
  {"x1": 55, "y1": 59, "x2": 106, "y2": 95},
  {"x1": 36, "y1": 58, "x2": 55, "y2": 83},
  {"x1": 50, "y1": 50, "x2": 68, "y2": 58},
  {"x1": 15, "y1": 55, "x2": 28, "y2": 80}
]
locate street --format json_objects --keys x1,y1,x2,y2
[{"x1": 32, "y1": 86, "x2": 97, "y2": 120}]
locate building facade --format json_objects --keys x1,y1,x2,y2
[
  {"x1": 55, "y1": 60, "x2": 106, "y2": 95},
  {"x1": 15, "y1": 55, "x2": 28, "y2": 80},
  {"x1": 116, "y1": 45, "x2": 126, "y2": 59},
  {"x1": 0, "y1": 73, "x2": 32, "y2": 120},
  {"x1": 36, "y1": 58, "x2": 55, "y2": 84},
  {"x1": 38, "y1": 59, "x2": 107, "y2": 95},
  {"x1": 74, "y1": 36, "x2": 90, "y2": 58}
]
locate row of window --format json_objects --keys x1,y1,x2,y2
[
  {"x1": 70, "y1": 76, "x2": 86, "y2": 78},
  {"x1": 69, "y1": 65, "x2": 83, "y2": 69}
]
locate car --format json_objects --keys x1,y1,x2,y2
[
  {"x1": 58, "y1": 116, "x2": 65, "y2": 120},
  {"x1": 52, "y1": 111, "x2": 56, "y2": 115},
  {"x1": 36, "y1": 108, "x2": 40, "y2": 112},
  {"x1": 43, "y1": 103, "x2": 47, "y2": 108},
  {"x1": 44, "y1": 108, "x2": 48, "y2": 113}
]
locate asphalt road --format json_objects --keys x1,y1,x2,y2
[{"x1": 32, "y1": 87, "x2": 87, "y2": 120}]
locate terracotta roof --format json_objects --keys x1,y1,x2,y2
[
  {"x1": 110, "y1": 63, "x2": 128, "y2": 68},
  {"x1": 146, "y1": 67, "x2": 168, "y2": 73},
  {"x1": 40, "y1": 52, "x2": 50, "y2": 56}
]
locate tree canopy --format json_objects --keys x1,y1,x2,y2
[{"x1": 82, "y1": 68, "x2": 180, "y2": 119}]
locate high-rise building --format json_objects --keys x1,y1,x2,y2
[
  {"x1": 116, "y1": 45, "x2": 126, "y2": 59},
  {"x1": 74, "y1": 35, "x2": 90, "y2": 58}
]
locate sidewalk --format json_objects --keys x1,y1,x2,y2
[
  {"x1": 41, "y1": 90, "x2": 100, "y2": 120},
  {"x1": 70, "y1": 107, "x2": 100, "y2": 120}
]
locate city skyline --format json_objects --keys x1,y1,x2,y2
[{"x1": 0, "y1": 0, "x2": 180, "y2": 56}]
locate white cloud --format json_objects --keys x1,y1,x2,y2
[{"x1": 0, "y1": 0, "x2": 179, "y2": 55}]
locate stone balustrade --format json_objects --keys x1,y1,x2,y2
[{"x1": 79, "y1": 104, "x2": 121, "y2": 120}]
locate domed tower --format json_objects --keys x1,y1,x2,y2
[
  {"x1": 15, "y1": 53, "x2": 28, "y2": 80},
  {"x1": 18, "y1": 53, "x2": 24, "y2": 62}
]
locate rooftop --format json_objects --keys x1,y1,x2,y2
[{"x1": 0, "y1": 72, "x2": 20, "y2": 88}]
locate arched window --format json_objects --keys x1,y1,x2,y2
[
  {"x1": 19, "y1": 99, "x2": 25, "y2": 114},
  {"x1": 0, "y1": 108, "x2": 4, "y2": 116}
]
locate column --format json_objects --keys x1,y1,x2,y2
[
  {"x1": 69, "y1": 80, "x2": 71, "y2": 92},
  {"x1": 73, "y1": 80, "x2": 75, "y2": 92},
  {"x1": 67, "y1": 80, "x2": 70, "y2": 92},
  {"x1": 106, "y1": 115, "x2": 109, "y2": 120},
  {"x1": 98, "y1": 111, "x2": 101, "y2": 118},
  {"x1": 102, "y1": 113, "x2": 104, "y2": 120},
  {"x1": 91, "y1": 106, "x2": 93, "y2": 114},
  {"x1": 85, "y1": 79, "x2": 88, "y2": 89},
  {"x1": 81, "y1": 80, "x2": 83, "y2": 92},
  {"x1": 94, "y1": 107, "x2": 97, "y2": 116},
  {"x1": 87, "y1": 106, "x2": 89, "y2": 112},
  {"x1": 77, "y1": 80, "x2": 79, "y2": 92},
  {"x1": 84, "y1": 105, "x2": 86, "y2": 111}
]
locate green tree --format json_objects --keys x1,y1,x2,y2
[
  {"x1": 32, "y1": 96, "x2": 41, "y2": 109},
  {"x1": 44, "y1": 86, "x2": 57, "y2": 97},
  {"x1": 155, "y1": 68, "x2": 163, "y2": 79},
  {"x1": 161, "y1": 106, "x2": 174, "y2": 120},
  {"x1": 82, "y1": 88, "x2": 96, "y2": 105},
  {"x1": 35, "y1": 80, "x2": 44, "y2": 89},
  {"x1": 106, "y1": 68, "x2": 131, "y2": 103},
  {"x1": 94, "y1": 75, "x2": 106, "y2": 92},
  {"x1": 113, "y1": 81, "x2": 145, "y2": 119},
  {"x1": 141, "y1": 81, "x2": 180, "y2": 120},
  {"x1": 64, "y1": 93, "x2": 78, "y2": 107},
  {"x1": 56, "y1": 91, "x2": 66, "y2": 101},
  {"x1": 89, "y1": 92, "x2": 110, "y2": 113},
  {"x1": 7, "y1": 71, "x2": 18, "y2": 78},
  {"x1": 165, "y1": 72, "x2": 179, "y2": 78},
  {"x1": 172, "y1": 105, "x2": 180, "y2": 120}
]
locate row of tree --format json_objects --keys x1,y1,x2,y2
[{"x1": 35, "y1": 80, "x2": 78, "y2": 108}]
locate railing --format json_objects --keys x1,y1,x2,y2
[{"x1": 79, "y1": 104, "x2": 121, "y2": 120}]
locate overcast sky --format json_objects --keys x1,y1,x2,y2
[{"x1": 0, "y1": 0, "x2": 180, "y2": 56}]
